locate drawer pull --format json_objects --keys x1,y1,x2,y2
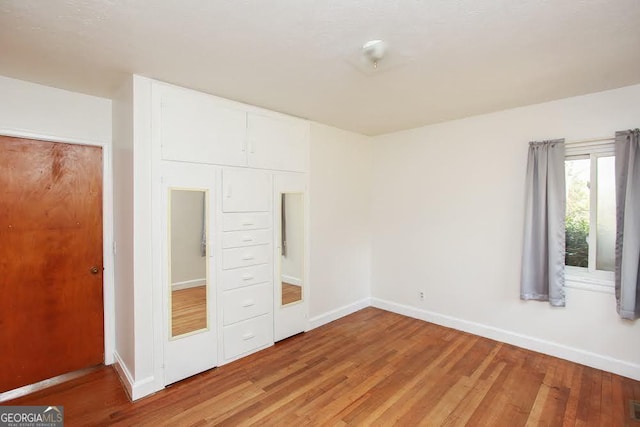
[
  {"x1": 242, "y1": 255, "x2": 255, "y2": 261},
  {"x1": 242, "y1": 236, "x2": 254, "y2": 242},
  {"x1": 241, "y1": 274, "x2": 255, "y2": 281},
  {"x1": 242, "y1": 332, "x2": 255, "y2": 340},
  {"x1": 241, "y1": 300, "x2": 255, "y2": 307},
  {"x1": 241, "y1": 221, "x2": 254, "y2": 226}
]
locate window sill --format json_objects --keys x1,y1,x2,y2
[{"x1": 565, "y1": 275, "x2": 615, "y2": 294}]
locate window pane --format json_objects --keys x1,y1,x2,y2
[
  {"x1": 596, "y1": 156, "x2": 615, "y2": 271},
  {"x1": 565, "y1": 159, "x2": 590, "y2": 267}
]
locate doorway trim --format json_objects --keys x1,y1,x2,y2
[{"x1": 0, "y1": 128, "x2": 115, "y2": 367}]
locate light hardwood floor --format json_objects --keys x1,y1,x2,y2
[
  {"x1": 281, "y1": 282, "x2": 302, "y2": 305},
  {"x1": 8, "y1": 307, "x2": 640, "y2": 426},
  {"x1": 171, "y1": 286, "x2": 207, "y2": 336}
]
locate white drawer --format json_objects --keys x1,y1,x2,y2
[
  {"x1": 223, "y1": 244, "x2": 270, "y2": 270},
  {"x1": 222, "y1": 212, "x2": 272, "y2": 231},
  {"x1": 222, "y1": 264, "x2": 272, "y2": 290},
  {"x1": 223, "y1": 283, "x2": 272, "y2": 325},
  {"x1": 223, "y1": 229, "x2": 272, "y2": 249},
  {"x1": 223, "y1": 314, "x2": 272, "y2": 360}
]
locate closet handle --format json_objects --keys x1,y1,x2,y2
[
  {"x1": 225, "y1": 184, "x2": 232, "y2": 199},
  {"x1": 241, "y1": 236, "x2": 254, "y2": 242},
  {"x1": 241, "y1": 255, "x2": 255, "y2": 261},
  {"x1": 241, "y1": 221, "x2": 254, "y2": 226},
  {"x1": 242, "y1": 332, "x2": 255, "y2": 340},
  {"x1": 241, "y1": 300, "x2": 255, "y2": 308},
  {"x1": 241, "y1": 274, "x2": 254, "y2": 281}
]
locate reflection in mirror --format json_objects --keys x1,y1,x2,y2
[
  {"x1": 170, "y1": 189, "x2": 208, "y2": 337},
  {"x1": 281, "y1": 193, "x2": 304, "y2": 306}
]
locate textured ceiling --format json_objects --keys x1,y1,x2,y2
[{"x1": 1, "y1": 1, "x2": 639, "y2": 135}]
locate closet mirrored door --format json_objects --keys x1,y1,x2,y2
[
  {"x1": 162, "y1": 162, "x2": 217, "y2": 385},
  {"x1": 274, "y1": 175, "x2": 308, "y2": 341},
  {"x1": 280, "y1": 193, "x2": 304, "y2": 307},
  {"x1": 169, "y1": 189, "x2": 208, "y2": 338}
]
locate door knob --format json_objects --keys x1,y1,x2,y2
[{"x1": 90, "y1": 266, "x2": 100, "y2": 275}]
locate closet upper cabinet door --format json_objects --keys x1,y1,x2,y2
[
  {"x1": 246, "y1": 113, "x2": 309, "y2": 172},
  {"x1": 160, "y1": 85, "x2": 247, "y2": 166},
  {"x1": 223, "y1": 169, "x2": 272, "y2": 212}
]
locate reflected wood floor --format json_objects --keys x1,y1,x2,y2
[
  {"x1": 8, "y1": 308, "x2": 640, "y2": 426},
  {"x1": 281, "y1": 282, "x2": 302, "y2": 305},
  {"x1": 171, "y1": 286, "x2": 207, "y2": 336}
]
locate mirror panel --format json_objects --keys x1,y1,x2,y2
[
  {"x1": 169, "y1": 188, "x2": 208, "y2": 338},
  {"x1": 280, "y1": 193, "x2": 304, "y2": 306}
]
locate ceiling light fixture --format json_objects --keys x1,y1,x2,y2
[{"x1": 362, "y1": 39, "x2": 387, "y2": 70}]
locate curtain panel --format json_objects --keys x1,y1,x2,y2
[
  {"x1": 615, "y1": 129, "x2": 640, "y2": 320},
  {"x1": 281, "y1": 194, "x2": 287, "y2": 258},
  {"x1": 200, "y1": 193, "x2": 207, "y2": 257},
  {"x1": 521, "y1": 139, "x2": 566, "y2": 307}
]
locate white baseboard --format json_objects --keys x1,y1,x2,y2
[
  {"x1": 371, "y1": 297, "x2": 640, "y2": 381},
  {"x1": 113, "y1": 351, "x2": 161, "y2": 401},
  {"x1": 112, "y1": 351, "x2": 134, "y2": 399},
  {"x1": 281, "y1": 274, "x2": 302, "y2": 286},
  {"x1": 308, "y1": 297, "x2": 371, "y2": 330},
  {"x1": 171, "y1": 278, "x2": 206, "y2": 291}
]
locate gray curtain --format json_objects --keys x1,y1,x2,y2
[
  {"x1": 200, "y1": 193, "x2": 206, "y2": 257},
  {"x1": 521, "y1": 139, "x2": 566, "y2": 306},
  {"x1": 614, "y1": 129, "x2": 640, "y2": 320},
  {"x1": 281, "y1": 194, "x2": 287, "y2": 258}
]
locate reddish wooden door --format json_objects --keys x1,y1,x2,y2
[{"x1": 0, "y1": 136, "x2": 104, "y2": 392}]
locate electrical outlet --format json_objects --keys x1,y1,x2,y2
[{"x1": 419, "y1": 291, "x2": 424, "y2": 301}]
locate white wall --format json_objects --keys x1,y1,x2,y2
[
  {"x1": 131, "y1": 76, "x2": 163, "y2": 396},
  {"x1": 0, "y1": 75, "x2": 111, "y2": 144},
  {"x1": 371, "y1": 84, "x2": 640, "y2": 380},
  {"x1": 111, "y1": 76, "x2": 164, "y2": 399},
  {"x1": 309, "y1": 123, "x2": 372, "y2": 326},
  {"x1": 112, "y1": 78, "x2": 135, "y2": 381}
]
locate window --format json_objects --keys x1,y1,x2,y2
[{"x1": 565, "y1": 140, "x2": 615, "y2": 289}]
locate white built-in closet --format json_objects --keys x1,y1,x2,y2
[{"x1": 115, "y1": 77, "x2": 310, "y2": 390}]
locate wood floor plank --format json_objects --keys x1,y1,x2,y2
[
  {"x1": 360, "y1": 334, "x2": 471, "y2": 425},
  {"x1": 525, "y1": 365, "x2": 570, "y2": 427},
  {"x1": 423, "y1": 341, "x2": 503, "y2": 424},
  {"x1": 465, "y1": 363, "x2": 516, "y2": 425},
  {"x1": 610, "y1": 373, "x2": 626, "y2": 427},
  {"x1": 588, "y1": 368, "x2": 602, "y2": 426},
  {"x1": 562, "y1": 363, "x2": 583, "y2": 427},
  {"x1": 440, "y1": 361, "x2": 507, "y2": 426},
  {"x1": 6, "y1": 307, "x2": 639, "y2": 426},
  {"x1": 544, "y1": 364, "x2": 571, "y2": 427},
  {"x1": 601, "y1": 372, "x2": 613, "y2": 426},
  {"x1": 574, "y1": 366, "x2": 595, "y2": 426}
]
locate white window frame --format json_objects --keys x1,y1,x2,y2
[{"x1": 564, "y1": 140, "x2": 615, "y2": 293}]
